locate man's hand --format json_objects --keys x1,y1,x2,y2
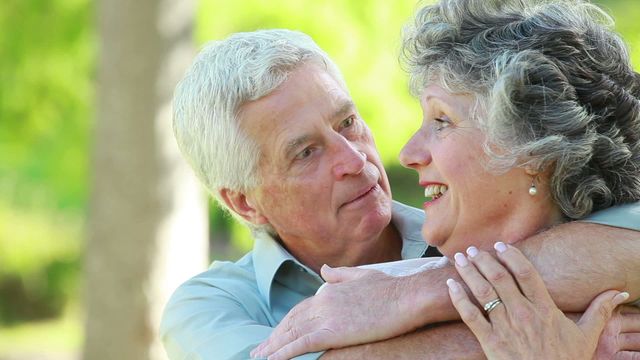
[
  {"x1": 252, "y1": 222, "x2": 640, "y2": 359},
  {"x1": 594, "y1": 305, "x2": 640, "y2": 359},
  {"x1": 251, "y1": 265, "x2": 427, "y2": 359}
]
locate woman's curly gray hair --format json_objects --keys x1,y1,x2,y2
[{"x1": 402, "y1": 0, "x2": 640, "y2": 218}]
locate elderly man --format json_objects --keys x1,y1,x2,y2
[{"x1": 160, "y1": 29, "x2": 640, "y2": 359}]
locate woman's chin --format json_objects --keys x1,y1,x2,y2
[
  {"x1": 430, "y1": 239, "x2": 464, "y2": 259},
  {"x1": 422, "y1": 229, "x2": 447, "y2": 252}
]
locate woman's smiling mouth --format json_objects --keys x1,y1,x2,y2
[{"x1": 424, "y1": 184, "x2": 448, "y2": 205}]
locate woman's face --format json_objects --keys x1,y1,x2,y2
[{"x1": 399, "y1": 84, "x2": 561, "y2": 257}]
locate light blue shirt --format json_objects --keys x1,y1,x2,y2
[
  {"x1": 160, "y1": 201, "x2": 640, "y2": 360},
  {"x1": 581, "y1": 202, "x2": 640, "y2": 229},
  {"x1": 160, "y1": 201, "x2": 427, "y2": 360}
]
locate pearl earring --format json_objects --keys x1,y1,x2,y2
[{"x1": 528, "y1": 180, "x2": 537, "y2": 196}]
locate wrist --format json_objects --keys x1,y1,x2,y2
[{"x1": 401, "y1": 266, "x2": 461, "y2": 326}]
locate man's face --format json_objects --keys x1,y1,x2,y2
[{"x1": 240, "y1": 63, "x2": 393, "y2": 267}]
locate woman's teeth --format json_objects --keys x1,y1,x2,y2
[{"x1": 424, "y1": 184, "x2": 448, "y2": 202}]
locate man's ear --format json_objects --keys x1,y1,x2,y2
[{"x1": 219, "y1": 188, "x2": 269, "y2": 225}]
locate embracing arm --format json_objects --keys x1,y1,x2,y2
[
  {"x1": 254, "y1": 217, "x2": 640, "y2": 358},
  {"x1": 321, "y1": 322, "x2": 484, "y2": 360},
  {"x1": 520, "y1": 222, "x2": 639, "y2": 310},
  {"x1": 410, "y1": 221, "x2": 640, "y2": 325}
]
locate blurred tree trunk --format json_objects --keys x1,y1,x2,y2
[{"x1": 84, "y1": 0, "x2": 207, "y2": 359}]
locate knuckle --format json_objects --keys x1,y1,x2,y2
[
  {"x1": 287, "y1": 324, "x2": 300, "y2": 339},
  {"x1": 515, "y1": 262, "x2": 535, "y2": 280},
  {"x1": 301, "y1": 334, "x2": 314, "y2": 349},
  {"x1": 487, "y1": 268, "x2": 509, "y2": 283},
  {"x1": 487, "y1": 332, "x2": 509, "y2": 348},
  {"x1": 475, "y1": 283, "x2": 494, "y2": 299},
  {"x1": 512, "y1": 305, "x2": 534, "y2": 322},
  {"x1": 324, "y1": 318, "x2": 337, "y2": 331},
  {"x1": 461, "y1": 306, "x2": 483, "y2": 323},
  {"x1": 535, "y1": 302, "x2": 554, "y2": 317},
  {"x1": 597, "y1": 302, "x2": 613, "y2": 321}
]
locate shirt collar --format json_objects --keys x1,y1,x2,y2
[
  {"x1": 252, "y1": 231, "x2": 296, "y2": 307},
  {"x1": 391, "y1": 200, "x2": 428, "y2": 259},
  {"x1": 252, "y1": 200, "x2": 428, "y2": 308}
]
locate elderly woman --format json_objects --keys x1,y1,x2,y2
[
  {"x1": 399, "y1": 0, "x2": 640, "y2": 256},
  {"x1": 255, "y1": 0, "x2": 640, "y2": 358},
  {"x1": 395, "y1": 0, "x2": 640, "y2": 357}
]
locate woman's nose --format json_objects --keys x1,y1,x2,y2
[{"x1": 399, "y1": 130, "x2": 431, "y2": 170}]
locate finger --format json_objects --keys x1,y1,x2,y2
[
  {"x1": 252, "y1": 302, "x2": 311, "y2": 358},
  {"x1": 494, "y1": 242, "x2": 553, "y2": 304},
  {"x1": 447, "y1": 278, "x2": 492, "y2": 337},
  {"x1": 267, "y1": 330, "x2": 333, "y2": 360},
  {"x1": 320, "y1": 264, "x2": 374, "y2": 283},
  {"x1": 621, "y1": 313, "x2": 640, "y2": 333},
  {"x1": 620, "y1": 305, "x2": 640, "y2": 315},
  {"x1": 453, "y1": 250, "x2": 505, "y2": 319},
  {"x1": 578, "y1": 290, "x2": 628, "y2": 344},
  {"x1": 619, "y1": 333, "x2": 640, "y2": 351},
  {"x1": 613, "y1": 350, "x2": 640, "y2": 360},
  {"x1": 466, "y1": 245, "x2": 524, "y2": 309}
]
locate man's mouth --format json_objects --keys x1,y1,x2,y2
[
  {"x1": 424, "y1": 184, "x2": 448, "y2": 202},
  {"x1": 342, "y1": 184, "x2": 378, "y2": 207}
]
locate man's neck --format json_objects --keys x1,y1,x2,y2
[
  {"x1": 362, "y1": 223, "x2": 403, "y2": 265},
  {"x1": 284, "y1": 222, "x2": 404, "y2": 274}
]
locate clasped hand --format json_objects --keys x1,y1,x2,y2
[
  {"x1": 251, "y1": 264, "x2": 421, "y2": 359},
  {"x1": 447, "y1": 243, "x2": 637, "y2": 360}
]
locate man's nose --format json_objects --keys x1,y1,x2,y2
[
  {"x1": 332, "y1": 138, "x2": 366, "y2": 180},
  {"x1": 399, "y1": 131, "x2": 431, "y2": 170}
]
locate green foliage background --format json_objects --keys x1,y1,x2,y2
[{"x1": 0, "y1": 0, "x2": 638, "y2": 355}]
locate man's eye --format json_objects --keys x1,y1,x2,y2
[
  {"x1": 295, "y1": 147, "x2": 314, "y2": 160},
  {"x1": 340, "y1": 116, "x2": 355, "y2": 129}
]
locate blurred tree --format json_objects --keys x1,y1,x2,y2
[{"x1": 83, "y1": 0, "x2": 207, "y2": 359}]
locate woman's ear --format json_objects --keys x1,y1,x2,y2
[
  {"x1": 524, "y1": 165, "x2": 540, "y2": 177},
  {"x1": 219, "y1": 188, "x2": 269, "y2": 225}
]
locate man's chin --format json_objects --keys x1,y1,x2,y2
[{"x1": 350, "y1": 203, "x2": 392, "y2": 234}]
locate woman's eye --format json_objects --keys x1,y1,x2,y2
[{"x1": 433, "y1": 116, "x2": 452, "y2": 131}]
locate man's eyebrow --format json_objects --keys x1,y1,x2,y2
[
  {"x1": 283, "y1": 100, "x2": 355, "y2": 159},
  {"x1": 333, "y1": 100, "x2": 356, "y2": 119},
  {"x1": 284, "y1": 135, "x2": 311, "y2": 158}
]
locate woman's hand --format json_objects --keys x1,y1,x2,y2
[{"x1": 447, "y1": 242, "x2": 629, "y2": 360}]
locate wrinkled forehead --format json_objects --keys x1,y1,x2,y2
[{"x1": 238, "y1": 63, "x2": 355, "y2": 165}]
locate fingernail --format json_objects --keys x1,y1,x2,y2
[
  {"x1": 446, "y1": 278, "x2": 461, "y2": 293},
  {"x1": 494, "y1": 242, "x2": 507, "y2": 253},
  {"x1": 466, "y1": 246, "x2": 478, "y2": 258},
  {"x1": 251, "y1": 345, "x2": 263, "y2": 358},
  {"x1": 454, "y1": 252, "x2": 468, "y2": 267},
  {"x1": 613, "y1": 291, "x2": 630, "y2": 305}
]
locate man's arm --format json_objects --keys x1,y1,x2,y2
[
  {"x1": 410, "y1": 222, "x2": 640, "y2": 324},
  {"x1": 254, "y1": 220, "x2": 640, "y2": 357},
  {"x1": 520, "y1": 222, "x2": 639, "y2": 311},
  {"x1": 161, "y1": 272, "x2": 324, "y2": 360},
  {"x1": 321, "y1": 322, "x2": 484, "y2": 360}
]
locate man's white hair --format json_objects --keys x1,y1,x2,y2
[{"x1": 173, "y1": 29, "x2": 346, "y2": 230}]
